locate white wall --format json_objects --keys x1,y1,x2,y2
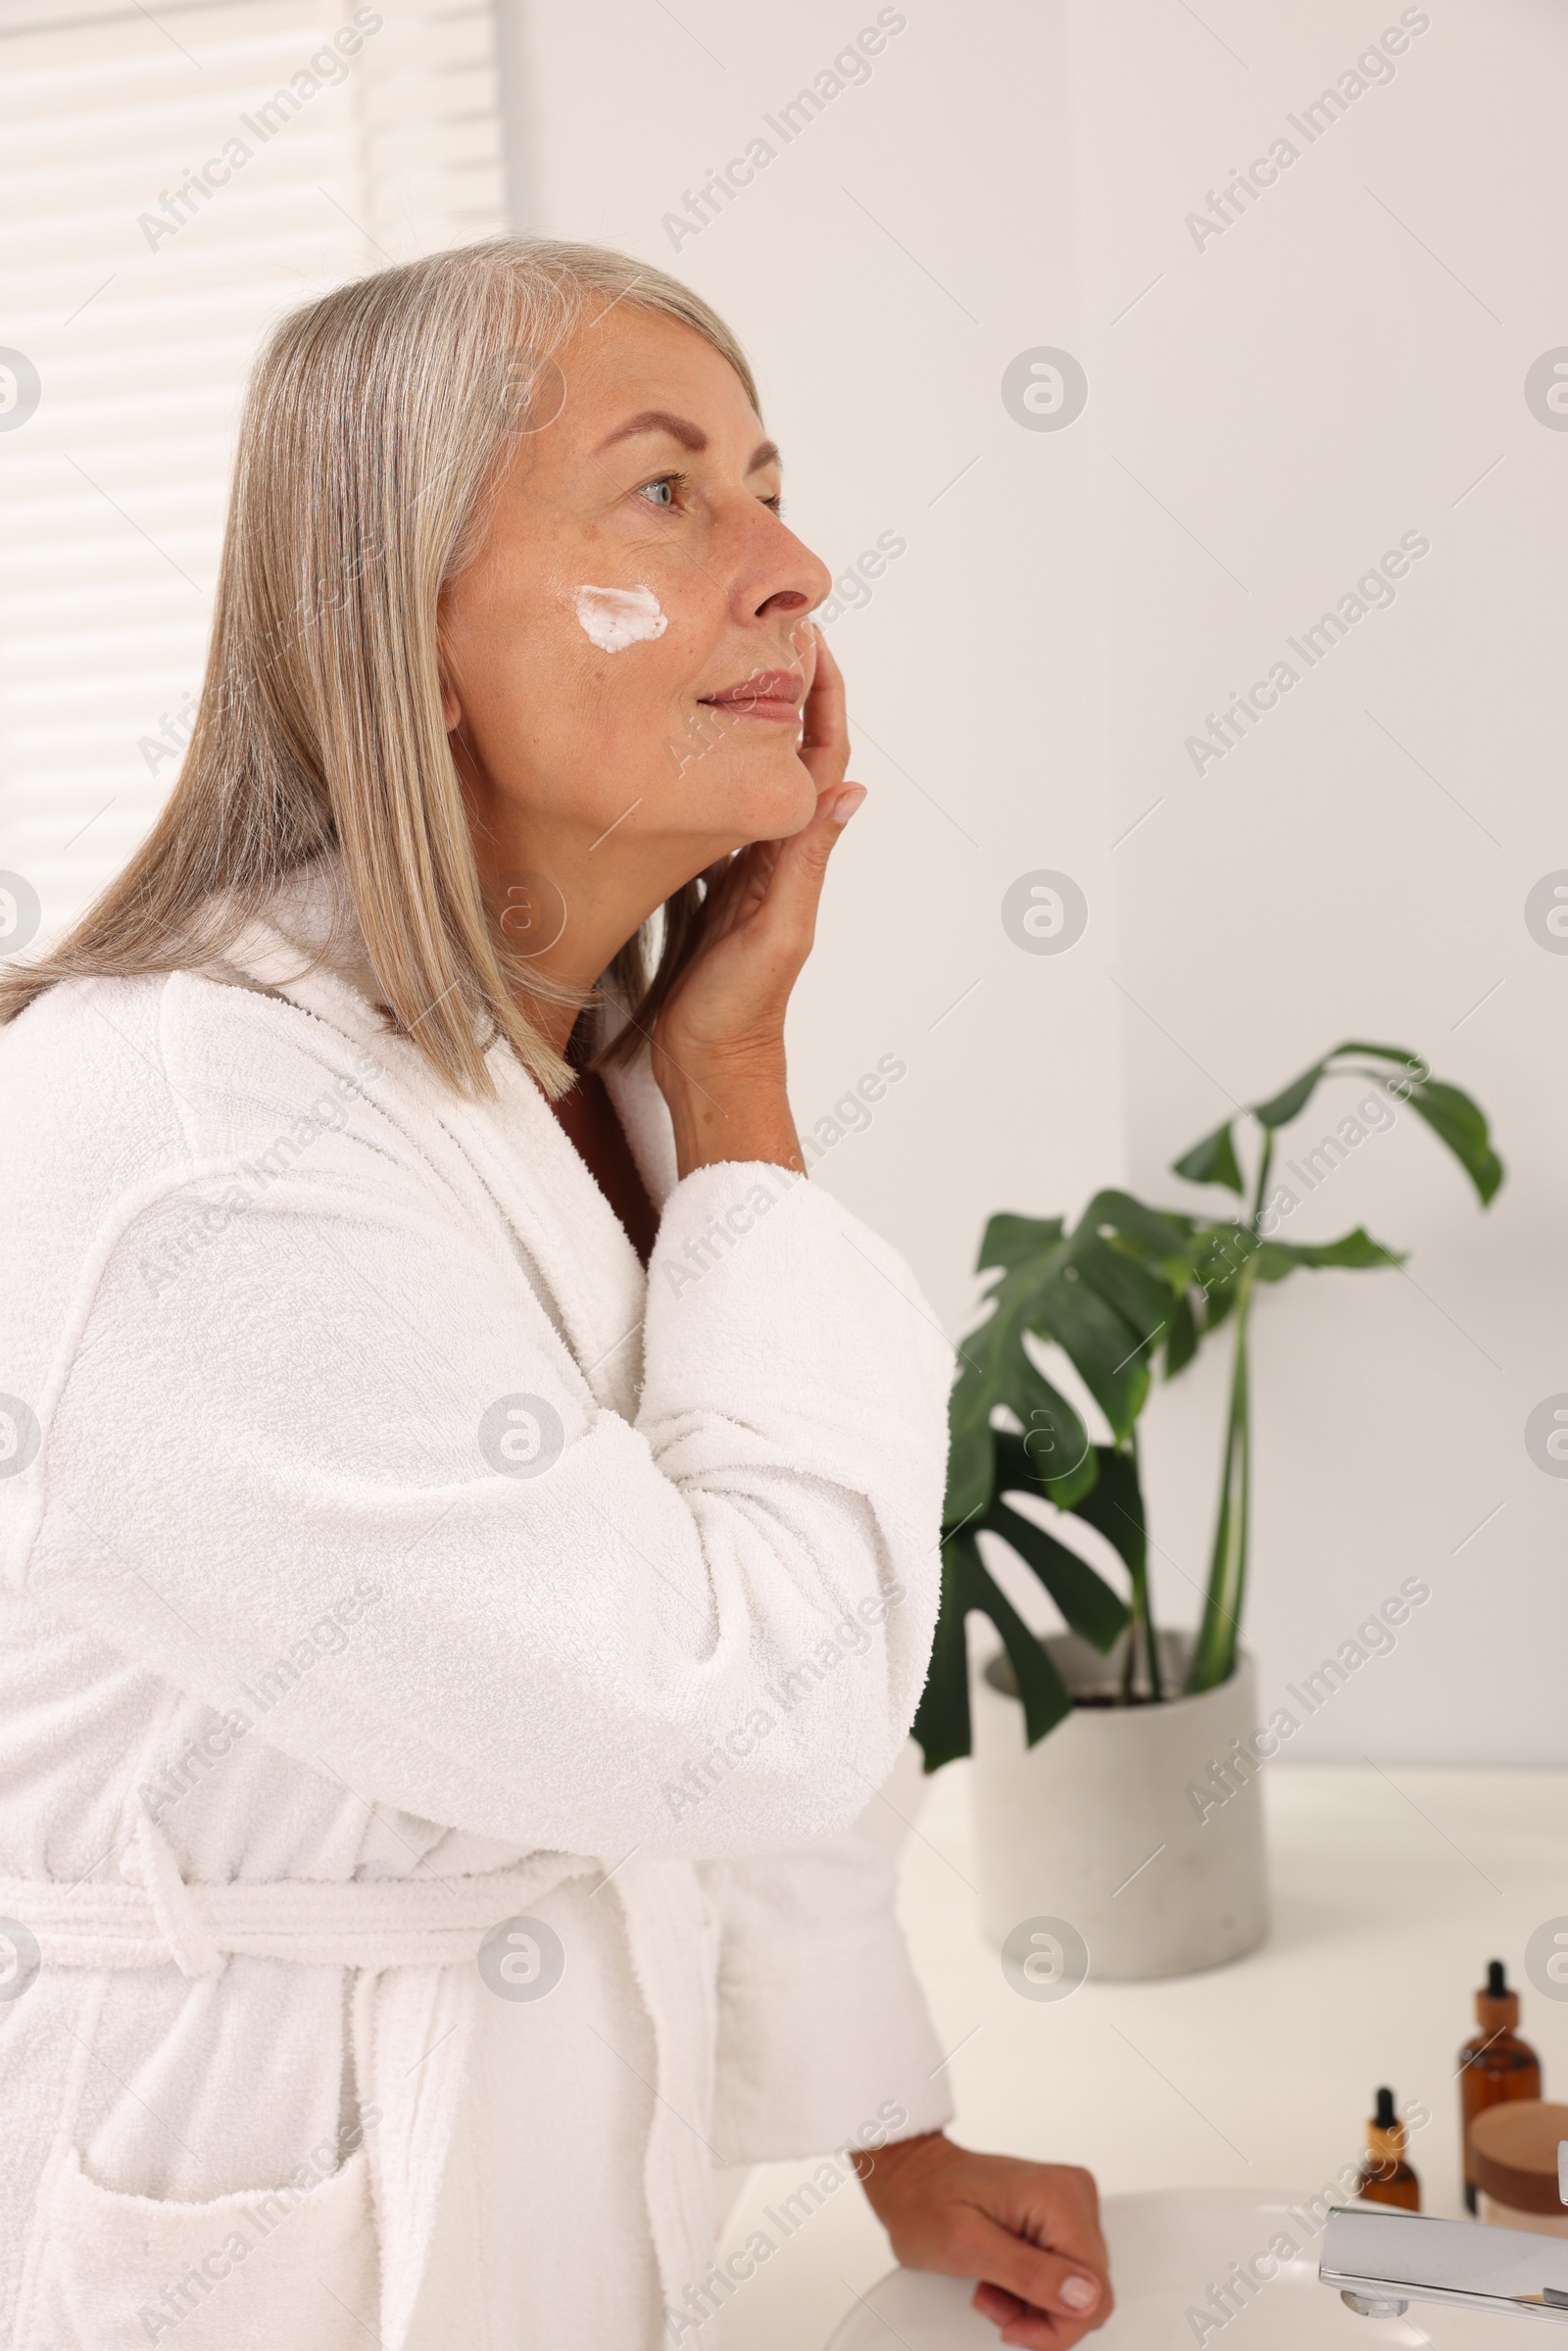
[
  {"x1": 1073, "y1": 0, "x2": 1568, "y2": 1766},
  {"x1": 505, "y1": 0, "x2": 1568, "y2": 1763}
]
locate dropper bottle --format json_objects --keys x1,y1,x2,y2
[
  {"x1": 1354, "y1": 2087, "x2": 1421, "y2": 2212},
  {"x1": 1460, "y1": 1959, "x2": 1542, "y2": 2215}
]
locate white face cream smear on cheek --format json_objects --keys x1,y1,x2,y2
[{"x1": 573, "y1": 584, "x2": 669, "y2": 653}]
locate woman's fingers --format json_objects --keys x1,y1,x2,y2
[
  {"x1": 755, "y1": 781, "x2": 864, "y2": 954},
  {"x1": 711, "y1": 780, "x2": 862, "y2": 957},
  {"x1": 962, "y1": 2221, "x2": 1107, "y2": 2344},
  {"x1": 797, "y1": 624, "x2": 850, "y2": 794},
  {"x1": 693, "y1": 847, "x2": 760, "y2": 945},
  {"x1": 655, "y1": 787, "x2": 861, "y2": 1067},
  {"x1": 971, "y1": 2280, "x2": 1072, "y2": 2349}
]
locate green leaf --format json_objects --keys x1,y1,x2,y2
[
  {"x1": 1008, "y1": 1358, "x2": 1095, "y2": 1496},
  {"x1": 1248, "y1": 1039, "x2": 1419, "y2": 1131},
  {"x1": 990, "y1": 1428, "x2": 1100, "y2": 1514},
  {"x1": 1164, "y1": 1289, "x2": 1200, "y2": 1376},
  {"x1": 1250, "y1": 1039, "x2": 1419, "y2": 1129},
  {"x1": 973, "y1": 1569, "x2": 1074, "y2": 1746},
  {"x1": 1027, "y1": 1264, "x2": 1152, "y2": 1441},
  {"x1": 1193, "y1": 1219, "x2": 1257, "y2": 1269},
  {"x1": 1404, "y1": 1079, "x2": 1504, "y2": 1205},
  {"x1": 925, "y1": 1529, "x2": 1072, "y2": 1750},
  {"x1": 1253, "y1": 1229, "x2": 1403, "y2": 1280},
  {"x1": 1045, "y1": 1450, "x2": 1101, "y2": 1513},
  {"x1": 944, "y1": 1329, "x2": 1095, "y2": 1527},
  {"x1": 1064, "y1": 1445, "x2": 1148, "y2": 1586},
  {"x1": 1334, "y1": 1038, "x2": 1427, "y2": 1073},
  {"x1": 1172, "y1": 1120, "x2": 1245, "y2": 1194},
  {"x1": 911, "y1": 1543, "x2": 976, "y2": 1771},
  {"x1": 1199, "y1": 1267, "x2": 1241, "y2": 1334},
  {"x1": 946, "y1": 1192, "x2": 1195, "y2": 1525},
  {"x1": 946, "y1": 1213, "x2": 1089, "y2": 1525},
  {"x1": 943, "y1": 1353, "x2": 1002, "y2": 1528},
  {"x1": 1277, "y1": 1046, "x2": 1503, "y2": 1204},
  {"x1": 1078, "y1": 1190, "x2": 1200, "y2": 1271},
  {"x1": 985, "y1": 1498, "x2": 1130, "y2": 1653},
  {"x1": 978, "y1": 1212, "x2": 1066, "y2": 1276},
  {"x1": 1250, "y1": 1054, "x2": 1332, "y2": 1130},
  {"x1": 1191, "y1": 1223, "x2": 1258, "y2": 1313},
  {"x1": 1072, "y1": 1231, "x2": 1179, "y2": 1345}
]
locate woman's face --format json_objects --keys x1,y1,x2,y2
[{"x1": 439, "y1": 303, "x2": 834, "y2": 940}]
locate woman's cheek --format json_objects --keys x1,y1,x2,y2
[{"x1": 570, "y1": 582, "x2": 669, "y2": 653}]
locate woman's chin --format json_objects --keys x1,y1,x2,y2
[{"x1": 704, "y1": 755, "x2": 820, "y2": 843}]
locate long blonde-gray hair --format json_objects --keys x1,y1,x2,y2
[{"x1": 0, "y1": 238, "x2": 760, "y2": 1097}]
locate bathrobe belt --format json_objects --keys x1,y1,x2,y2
[
  {"x1": 5, "y1": 1813, "x2": 718, "y2": 2345},
  {"x1": 0, "y1": 1811, "x2": 601, "y2": 1976}
]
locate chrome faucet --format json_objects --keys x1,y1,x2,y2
[{"x1": 1321, "y1": 2146, "x2": 1568, "y2": 2326}]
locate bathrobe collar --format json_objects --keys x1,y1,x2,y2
[{"x1": 209, "y1": 857, "x2": 676, "y2": 1422}]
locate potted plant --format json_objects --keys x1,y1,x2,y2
[{"x1": 914, "y1": 1042, "x2": 1501, "y2": 1979}]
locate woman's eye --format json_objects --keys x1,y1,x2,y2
[{"x1": 636, "y1": 475, "x2": 680, "y2": 511}]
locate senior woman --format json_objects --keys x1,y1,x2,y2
[{"x1": 0, "y1": 240, "x2": 1110, "y2": 2350}]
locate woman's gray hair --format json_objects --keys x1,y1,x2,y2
[{"x1": 0, "y1": 238, "x2": 760, "y2": 1098}]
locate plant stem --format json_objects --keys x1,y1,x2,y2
[
  {"x1": 1140, "y1": 1456, "x2": 1162, "y2": 1705},
  {"x1": 1120, "y1": 1593, "x2": 1141, "y2": 1703},
  {"x1": 1145, "y1": 1590, "x2": 1163, "y2": 1702},
  {"x1": 1120, "y1": 1571, "x2": 1159, "y2": 1704},
  {"x1": 1185, "y1": 1273, "x2": 1251, "y2": 1692},
  {"x1": 1117, "y1": 1430, "x2": 1162, "y2": 1703},
  {"x1": 1186, "y1": 1128, "x2": 1268, "y2": 1695},
  {"x1": 1250, "y1": 1131, "x2": 1274, "y2": 1233}
]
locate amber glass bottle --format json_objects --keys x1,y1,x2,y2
[
  {"x1": 1460, "y1": 1960, "x2": 1542, "y2": 2214},
  {"x1": 1354, "y1": 2087, "x2": 1421, "y2": 2212}
]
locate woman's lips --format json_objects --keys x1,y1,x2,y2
[{"x1": 698, "y1": 669, "x2": 803, "y2": 725}]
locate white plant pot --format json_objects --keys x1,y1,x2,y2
[{"x1": 971, "y1": 1629, "x2": 1267, "y2": 1981}]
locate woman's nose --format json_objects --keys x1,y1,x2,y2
[{"x1": 744, "y1": 516, "x2": 833, "y2": 622}]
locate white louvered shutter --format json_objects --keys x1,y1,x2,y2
[{"x1": 0, "y1": 0, "x2": 508, "y2": 948}]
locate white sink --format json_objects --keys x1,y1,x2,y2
[{"x1": 823, "y1": 2188, "x2": 1502, "y2": 2349}]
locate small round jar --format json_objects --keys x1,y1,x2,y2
[{"x1": 1471, "y1": 2099, "x2": 1568, "y2": 2237}]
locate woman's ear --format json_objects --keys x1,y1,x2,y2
[{"x1": 439, "y1": 668, "x2": 462, "y2": 733}]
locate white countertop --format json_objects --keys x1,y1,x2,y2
[{"x1": 717, "y1": 1760, "x2": 1568, "y2": 2351}]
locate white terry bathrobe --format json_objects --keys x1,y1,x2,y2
[{"x1": 0, "y1": 865, "x2": 956, "y2": 2350}]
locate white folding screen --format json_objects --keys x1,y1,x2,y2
[{"x1": 0, "y1": 0, "x2": 507, "y2": 945}]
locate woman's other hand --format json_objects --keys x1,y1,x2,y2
[{"x1": 853, "y1": 2132, "x2": 1114, "y2": 2348}]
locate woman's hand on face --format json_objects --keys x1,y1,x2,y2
[
  {"x1": 652, "y1": 629, "x2": 864, "y2": 1177},
  {"x1": 853, "y1": 2134, "x2": 1113, "y2": 2350}
]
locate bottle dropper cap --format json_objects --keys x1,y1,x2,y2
[
  {"x1": 1368, "y1": 2086, "x2": 1406, "y2": 2166},
  {"x1": 1477, "y1": 1957, "x2": 1521, "y2": 2033}
]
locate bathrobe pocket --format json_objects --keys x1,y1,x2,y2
[{"x1": 28, "y1": 2139, "x2": 377, "y2": 2350}]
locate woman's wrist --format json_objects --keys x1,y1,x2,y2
[
  {"x1": 658, "y1": 1041, "x2": 805, "y2": 1180},
  {"x1": 851, "y1": 2129, "x2": 947, "y2": 2195}
]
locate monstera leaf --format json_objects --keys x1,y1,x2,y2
[{"x1": 918, "y1": 1044, "x2": 1502, "y2": 1764}]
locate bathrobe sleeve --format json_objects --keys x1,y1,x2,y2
[
  {"x1": 699, "y1": 1807, "x2": 956, "y2": 2165},
  {"x1": 13, "y1": 983, "x2": 955, "y2": 1864}
]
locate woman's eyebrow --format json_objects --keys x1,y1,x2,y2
[
  {"x1": 597, "y1": 409, "x2": 707, "y2": 454},
  {"x1": 593, "y1": 409, "x2": 782, "y2": 473}
]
